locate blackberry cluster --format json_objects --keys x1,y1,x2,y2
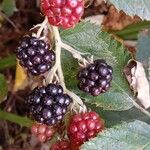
[
  {"x1": 15, "y1": 36, "x2": 55, "y2": 76},
  {"x1": 27, "y1": 84, "x2": 72, "y2": 126},
  {"x1": 31, "y1": 123, "x2": 55, "y2": 142},
  {"x1": 41, "y1": 0, "x2": 84, "y2": 29},
  {"x1": 68, "y1": 112, "x2": 104, "y2": 147},
  {"x1": 77, "y1": 59, "x2": 113, "y2": 96}
]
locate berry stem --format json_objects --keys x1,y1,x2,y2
[
  {"x1": 46, "y1": 26, "x2": 85, "y2": 110},
  {"x1": 31, "y1": 17, "x2": 48, "y2": 39},
  {"x1": 61, "y1": 42, "x2": 88, "y2": 61},
  {"x1": 36, "y1": 17, "x2": 48, "y2": 38},
  {"x1": 53, "y1": 26, "x2": 85, "y2": 109},
  {"x1": 45, "y1": 25, "x2": 61, "y2": 84}
]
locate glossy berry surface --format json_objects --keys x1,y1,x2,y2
[
  {"x1": 40, "y1": 0, "x2": 84, "y2": 29},
  {"x1": 68, "y1": 111, "x2": 104, "y2": 147},
  {"x1": 27, "y1": 84, "x2": 72, "y2": 125},
  {"x1": 50, "y1": 139, "x2": 70, "y2": 150},
  {"x1": 15, "y1": 36, "x2": 55, "y2": 76},
  {"x1": 77, "y1": 59, "x2": 113, "y2": 96},
  {"x1": 31, "y1": 123, "x2": 55, "y2": 142}
]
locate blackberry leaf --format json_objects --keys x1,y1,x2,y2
[
  {"x1": 61, "y1": 22, "x2": 134, "y2": 111},
  {"x1": 137, "y1": 30, "x2": 150, "y2": 80},
  {"x1": 86, "y1": 103, "x2": 150, "y2": 128},
  {"x1": 81, "y1": 120, "x2": 150, "y2": 150}
]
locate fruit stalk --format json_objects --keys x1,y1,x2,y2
[
  {"x1": 46, "y1": 26, "x2": 85, "y2": 111},
  {"x1": 61, "y1": 42, "x2": 87, "y2": 61},
  {"x1": 36, "y1": 17, "x2": 48, "y2": 38}
]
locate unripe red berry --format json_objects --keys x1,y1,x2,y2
[
  {"x1": 50, "y1": 139, "x2": 70, "y2": 150},
  {"x1": 31, "y1": 123, "x2": 56, "y2": 142},
  {"x1": 72, "y1": 114, "x2": 82, "y2": 123},
  {"x1": 41, "y1": 0, "x2": 84, "y2": 29},
  {"x1": 69, "y1": 124, "x2": 78, "y2": 134},
  {"x1": 86, "y1": 119, "x2": 96, "y2": 130},
  {"x1": 38, "y1": 124, "x2": 47, "y2": 134},
  {"x1": 86, "y1": 130, "x2": 95, "y2": 139},
  {"x1": 68, "y1": 112, "x2": 104, "y2": 147},
  {"x1": 38, "y1": 133, "x2": 47, "y2": 142},
  {"x1": 89, "y1": 111, "x2": 99, "y2": 120},
  {"x1": 46, "y1": 128, "x2": 55, "y2": 138},
  {"x1": 31, "y1": 124, "x2": 39, "y2": 135},
  {"x1": 77, "y1": 120, "x2": 87, "y2": 132}
]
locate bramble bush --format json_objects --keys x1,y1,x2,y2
[{"x1": 0, "y1": 0, "x2": 150, "y2": 149}]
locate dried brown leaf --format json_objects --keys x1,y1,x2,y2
[
  {"x1": 124, "y1": 60, "x2": 150, "y2": 109},
  {"x1": 84, "y1": 15, "x2": 104, "y2": 25},
  {"x1": 103, "y1": 5, "x2": 141, "y2": 31}
]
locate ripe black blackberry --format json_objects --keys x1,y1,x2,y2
[
  {"x1": 27, "y1": 84, "x2": 72, "y2": 126},
  {"x1": 15, "y1": 36, "x2": 55, "y2": 75},
  {"x1": 77, "y1": 59, "x2": 113, "y2": 96}
]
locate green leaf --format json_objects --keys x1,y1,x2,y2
[
  {"x1": 86, "y1": 103, "x2": 150, "y2": 127},
  {"x1": 1, "y1": 0, "x2": 16, "y2": 16},
  {"x1": 61, "y1": 22, "x2": 134, "y2": 111},
  {"x1": 0, "y1": 109, "x2": 33, "y2": 127},
  {"x1": 0, "y1": 74, "x2": 8, "y2": 102},
  {"x1": 137, "y1": 30, "x2": 150, "y2": 79},
  {"x1": 0, "y1": 55, "x2": 16, "y2": 71},
  {"x1": 81, "y1": 120, "x2": 150, "y2": 150},
  {"x1": 109, "y1": 0, "x2": 150, "y2": 20},
  {"x1": 115, "y1": 21, "x2": 150, "y2": 40}
]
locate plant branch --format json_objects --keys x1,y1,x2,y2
[
  {"x1": 30, "y1": 17, "x2": 48, "y2": 39},
  {"x1": 36, "y1": 17, "x2": 48, "y2": 38},
  {"x1": 46, "y1": 26, "x2": 85, "y2": 110},
  {"x1": 45, "y1": 25, "x2": 61, "y2": 84},
  {"x1": 52, "y1": 26, "x2": 66, "y2": 88},
  {"x1": 61, "y1": 42, "x2": 88, "y2": 61}
]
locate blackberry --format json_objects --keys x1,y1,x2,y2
[
  {"x1": 77, "y1": 59, "x2": 113, "y2": 96},
  {"x1": 41, "y1": 0, "x2": 84, "y2": 29},
  {"x1": 27, "y1": 84, "x2": 72, "y2": 126},
  {"x1": 15, "y1": 36, "x2": 55, "y2": 76}
]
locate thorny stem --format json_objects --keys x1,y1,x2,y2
[{"x1": 46, "y1": 26, "x2": 85, "y2": 110}]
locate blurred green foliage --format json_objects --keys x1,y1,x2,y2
[{"x1": 0, "y1": 0, "x2": 16, "y2": 16}]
